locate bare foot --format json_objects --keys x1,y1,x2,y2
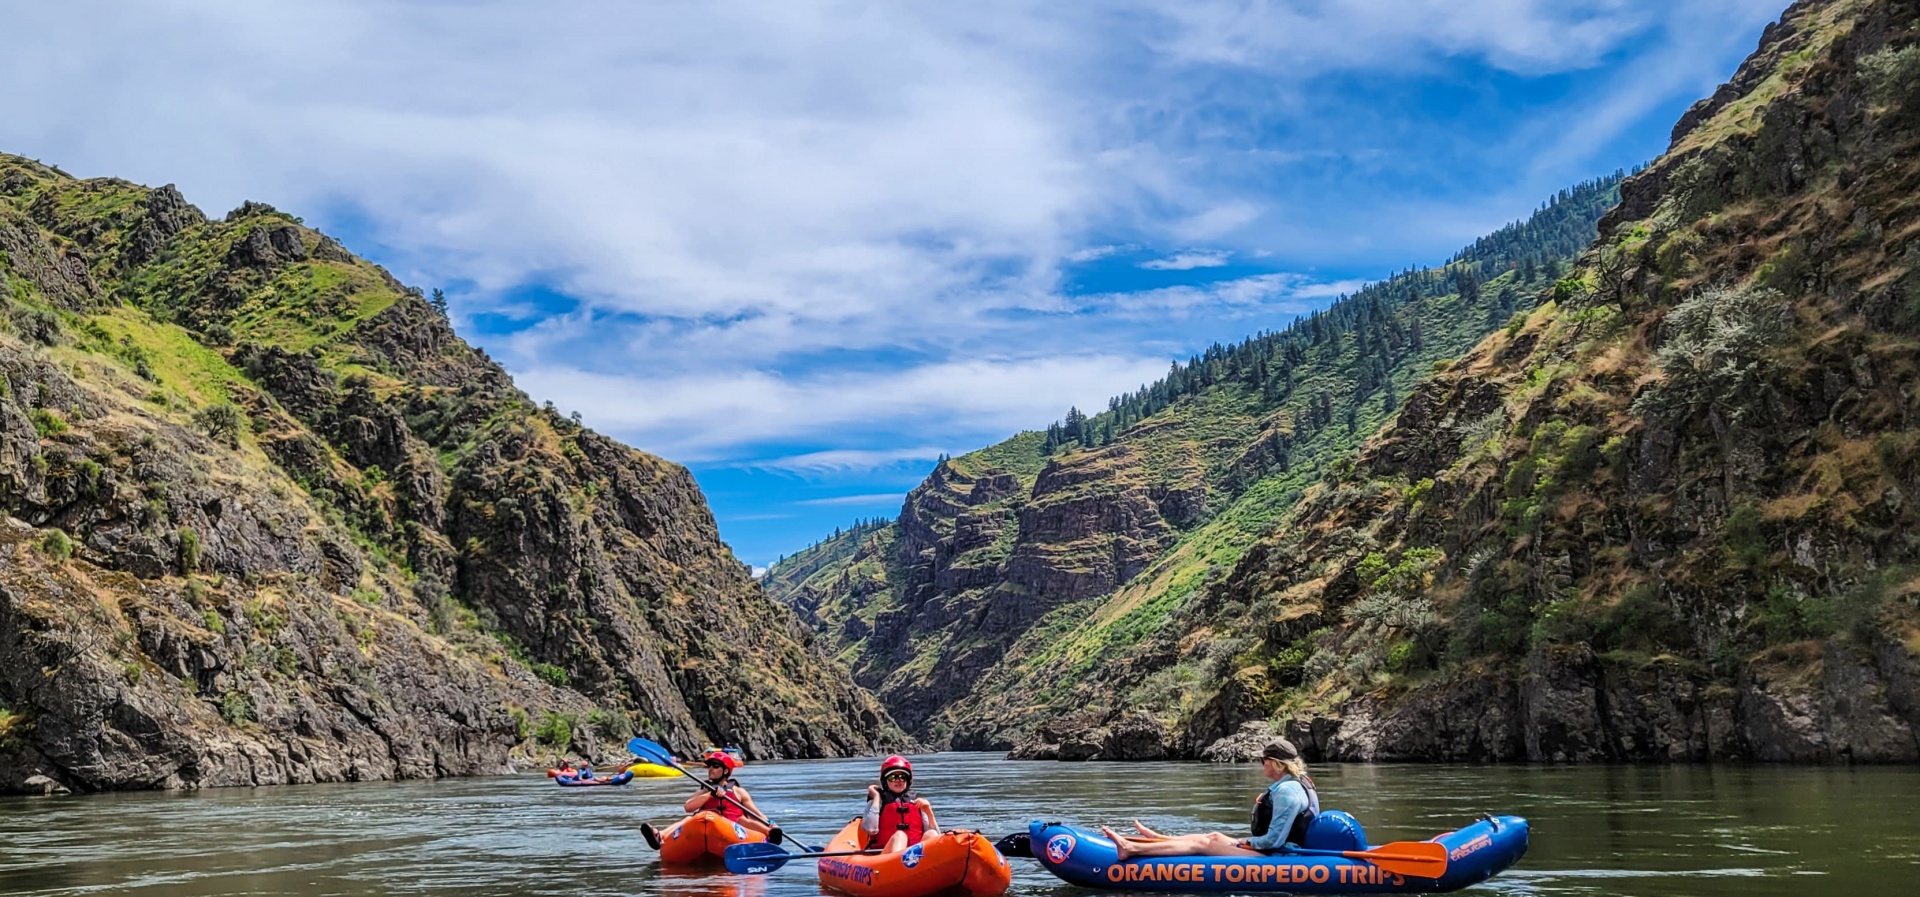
[
  {"x1": 1132, "y1": 819, "x2": 1167, "y2": 839},
  {"x1": 1100, "y1": 826, "x2": 1134, "y2": 861}
]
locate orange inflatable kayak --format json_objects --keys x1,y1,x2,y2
[
  {"x1": 815, "y1": 818, "x2": 1011, "y2": 897},
  {"x1": 659, "y1": 810, "x2": 766, "y2": 865}
]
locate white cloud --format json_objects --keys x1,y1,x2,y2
[
  {"x1": 1140, "y1": 250, "x2": 1231, "y2": 270},
  {"x1": 518, "y1": 354, "x2": 1169, "y2": 460},
  {"x1": 1067, "y1": 244, "x2": 1130, "y2": 263},
  {"x1": 745, "y1": 448, "x2": 951, "y2": 477},
  {"x1": 797, "y1": 494, "x2": 910, "y2": 507},
  {"x1": 0, "y1": 0, "x2": 1784, "y2": 465},
  {"x1": 1084, "y1": 272, "x2": 1373, "y2": 318}
]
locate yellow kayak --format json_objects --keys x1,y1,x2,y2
[{"x1": 627, "y1": 762, "x2": 684, "y2": 778}]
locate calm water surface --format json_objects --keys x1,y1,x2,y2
[{"x1": 2, "y1": 753, "x2": 1915, "y2": 896}]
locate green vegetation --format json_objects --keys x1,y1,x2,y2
[
  {"x1": 769, "y1": 173, "x2": 1628, "y2": 739},
  {"x1": 533, "y1": 711, "x2": 574, "y2": 747},
  {"x1": 38, "y1": 529, "x2": 72, "y2": 560},
  {"x1": 218, "y1": 690, "x2": 251, "y2": 725},
  {"x1": 30, "y1": 408, "x2": 67, "y2": 437}
]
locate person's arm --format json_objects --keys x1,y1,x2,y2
[
  {"x1": 916, "y1": 798, "x2": 939, "y2": 835},
  {"x1": 733, "y1": 785, "x2": 763, "y2": 819},
  {"x1": 683, "y1": 787, "x2": 711, "y2": 813},
  {"x1": 862, "y1": 785, "x2": 882, "y2": 834},
  {"x1": 1242, "y1": 781, "x2": 1307, "y2": 851}
]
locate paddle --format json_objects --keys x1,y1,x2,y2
[
  {"x1": 1278, "y1": 841, "x2": 1448, "y2": 879},
  {"x1": 723, "y1": 842, "x2": 882, "y2": 875},
  {"x1": 626, "y1": 737, "x2": 818, "y2": 852}
]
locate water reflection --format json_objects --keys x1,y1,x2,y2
[{"x1": 0, "y1": 754, "x2": 1915, "y2": 896}]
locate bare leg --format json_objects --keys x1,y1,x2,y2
[
  {"x1": 735, "y1": 817, "x2": 771, "y2": 835},
  {"x1": 1132, "y1": 819, "x2": 1169, "y2": 839},
  {"x1": 884, "y1": 830, "x2": 910, "y2": 854},
  {"x1": 1103, "y1": 827, "x2": 1262, "y2": 860}
]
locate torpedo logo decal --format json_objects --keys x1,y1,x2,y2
[
  {"x1": 902, "y1": 844, "x2": 924, "y2": 868},
  {"x1": 1046, "y1": 833, "x2": 1078, "y2": 863},
  {"x1": 733, "y1": 823, "x2": 747, "y2": 839}
]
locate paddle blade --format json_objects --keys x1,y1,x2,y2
[
  {"x1": 724, "y1": 841, "x2": 793, "y2": 875},
  {"x1": 1351, "y1": 841, "x2": 1448, "y2": 879},
  {"x1": 626, "y1": 737, "x2": 675, "y2": 767}
]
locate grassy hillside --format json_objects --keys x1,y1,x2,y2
[
  {"x1": 1090, "y1": 0, "x2": 1920, "y2": 762},
  {"x1": 1, "y1": 154, "x2": 900, "y2": 794},
  {"x1": 767, "y1": 175, "x2": 1625, "y2": 744}
]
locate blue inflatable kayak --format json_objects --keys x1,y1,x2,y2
[
  {"x1": 1028, "y1": 813, "x2": 1527, "y2": 893},
  {"x1": 555, "y1": 770, "x2": 635, "y2": 787}
]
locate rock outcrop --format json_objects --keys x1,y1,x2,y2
[
  {"x1": 0, "y1": 154, "x2": 901, "y2": 794},
  {"x1": 780, "y1": 0, "x2": 1920, "y2": 764},
  {"x1": 769, "y1": 179, "x2": 1626, "y2": 748},
  {"x1": 1138, "y1": 0, "x2": 1920, "y2": 763}
]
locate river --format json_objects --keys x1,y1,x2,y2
[{"x1": 2, "y1": 754, "x2": 1915, "y2": 896}]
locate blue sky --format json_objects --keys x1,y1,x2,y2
[{"x1": 1, "y1": 1, "x2": 1784, "y2": 569}]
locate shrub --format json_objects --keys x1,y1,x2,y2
[
  {"x1": 509, "y1": 706, "x2": 531, "y2": 740},
  {"x1": 10, "y1": 306, "x2": 61, "y2": 345},
  {"x1": 192, "y1": 404, "x2": 245, "y2": 448},
  {"x1": 1632, "y1": 285, "x2": 1790, "y2": 427},
  {"x1": 177, "y1": 527, "x2": 202, "y2": 573},
  {"x1": 530, "y1": 662, "x2": 570, "y2": 688},
  {"x1": 417, "y1": 574, "x2": 454, "y2": 635},
  {"x1": 30, "y1": 408, "x2": 67, "y2": 438},
  {"x1": 39, "y1": 529, "x2": 72, "y2": 560},
  {"x1": 218, "y1": 690, "x2": 251, "y2": 725},
  {"x1": 1504, "y1": 310, "x2": 1529, "y2": 338},
  {"x1": 202, "y1": 609, "x2": 226, "y2": 635},
  {"x1": 533, "y1": 712, "x2": 574, "y2": 748},
  {"x1": 1860, "y1": 45, "x2": 1920, "y2": 117}
]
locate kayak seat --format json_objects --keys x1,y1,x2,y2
[{"x1": 1301, "y1": 810, "x2": 1368, "y2": 852}]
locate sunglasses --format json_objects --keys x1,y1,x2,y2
[
  {"x1": 704, "y1": 762, "x2": 728, "y2": 769},
  {"x1": 883, "y1": 771, "x2": 912, "y2": 782}
]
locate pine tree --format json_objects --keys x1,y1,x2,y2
[{"x1": 430, "y1": 288, "x2": 449, "y2": 315}]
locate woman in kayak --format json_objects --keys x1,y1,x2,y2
[
  {"x1": 864, "y1": 755, "x2": 939, "y2": 852},
  {"x1": 1101, "y1": 739, "x2": 1319, "y2": 859},
  {"x1": 642, "y1": 750, "x2": 783, "y2": 847}
]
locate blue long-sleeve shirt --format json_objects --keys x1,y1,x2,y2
[{"x1": 1243, "y1": 777, "x2": 1312, "y2": 852}]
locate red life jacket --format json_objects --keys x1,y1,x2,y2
[
  {"x1": 700, "y1": 782, "x2": 746, "y2": 821},
  {"x1": 878, "y1": 793, "x2": 927, "y2": 847}
]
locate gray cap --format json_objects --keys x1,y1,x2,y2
[{"x1": 1260, "y1": 738, "x2": 1300, "y2": 761}]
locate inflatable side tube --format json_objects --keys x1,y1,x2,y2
[
  {"x1": 660, "y1": 811, "x2": 765, "y2": 864},
  {"x1": 1028, "y1": 816, "x2": 1528, "y2": 894},
  {"x1": 555, "y1": 770, "x2": 635, "y2": 787},
  {"x1": 815, "y1": 818, "x2": 1012, "y2": 897}
]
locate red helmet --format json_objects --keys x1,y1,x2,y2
[
  {"x1": 879, "y1": 754, "x2": 913, "y2": 783},
  {"x1": 704, "y1": 750, "x2": 741, "y2": 771}
]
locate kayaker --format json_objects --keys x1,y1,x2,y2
[
  {"x1": 572, "y1": 760, "x2": 594, "y2": 780},
  {"x1": 641, "y1": 750, "x2": 784, "y2": 848},
  {"x1": 1101, "y1": 738, "x2": 1319, "y2": 859},
  {"x1": 863, "y1": 754, "x2": 939, "y2": 852}
]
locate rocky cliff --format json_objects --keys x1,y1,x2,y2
[
  {"x1": 767, "y1": 179, "x2": 1625, "y2": 746},
  {"x1": 1019, "y1": 0, "x2": 1920, "y2": 763},
  {"x1": 0, "y1": 156, "x2": 899, "y2": 794},
  {"x1": 775, "y1": 0, "x2": 1920, "y2": 763}
]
